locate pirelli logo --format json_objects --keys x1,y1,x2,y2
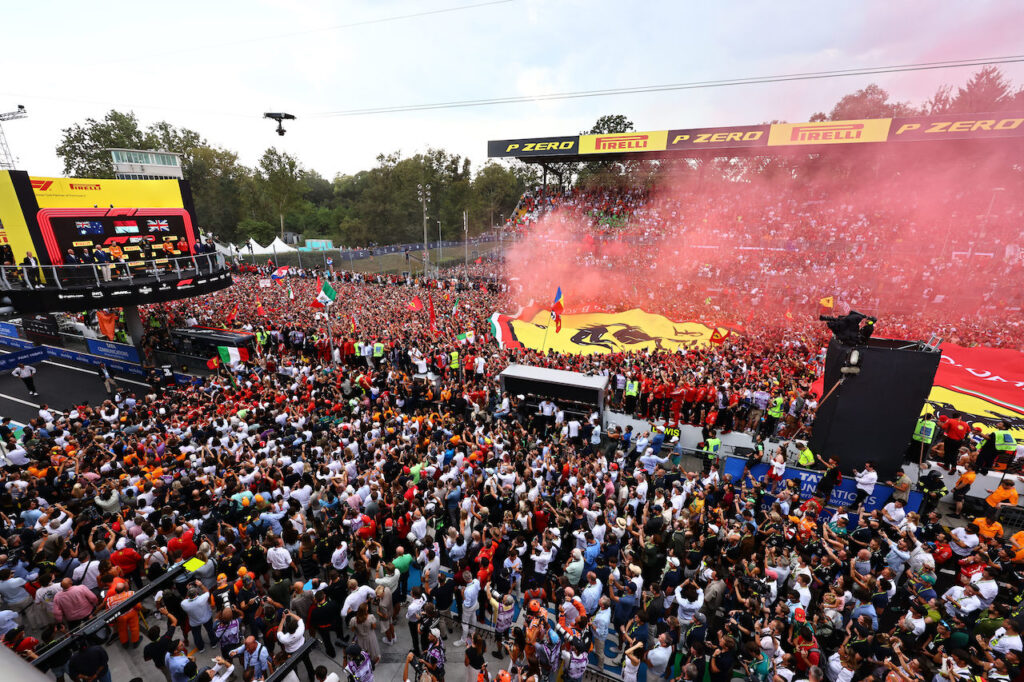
[
  {"x1": 768, "y1": 119, "x2": 891, "y2": 146},
  {"x1": 579, "y1": 130, "x2": 668, "y2": 154},
  {"x1": 595, "y1": 134, "x2": 650, "y2": 151},
  {"x1": 790, "y1": 123, "x2": 863, "y2": 142}
]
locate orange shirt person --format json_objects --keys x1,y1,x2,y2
[
  {"x1": 973, "y1": 516, "x2": 1004, "y2": 540},
  {"x1": 986, "y1": 480, "x2": 1019, "y2": 509}
]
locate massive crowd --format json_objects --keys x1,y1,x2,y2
[
  {"x1": 0, "y1": 256, "x2": 1021, "y2": 682},
  {"x1": 506, "y1": 167, "x2": 1024, "y2": 349}
]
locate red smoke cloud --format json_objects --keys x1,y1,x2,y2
[{"x1": 504, "y1": 142, "x2": 1024, "y2": 347}]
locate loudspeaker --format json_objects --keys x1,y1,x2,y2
[{"x1": 810, "y1": 338, "x2": 941, "y2": 480}]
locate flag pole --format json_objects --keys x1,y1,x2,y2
[{"x1": 540, "y1": 312, "x2": 552, "y2": 355}]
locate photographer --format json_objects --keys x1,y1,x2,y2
[{"x1": 345, "y1": 643, "x2": 374, "y2": 682}]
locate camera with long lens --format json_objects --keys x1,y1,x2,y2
[{"x1": 738, "y1": 575, "x2": 769, "y2": 596}]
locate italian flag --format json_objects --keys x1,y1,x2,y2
[
  {"x1": 456, "y1": 330, "x2": 475, "y2": 345},
  {"x1": 311, "y1": 280, "x2": 337, "y2": 308},
  {"x1": 218, "y1": 346, "x2": 250, "y2": 365}
]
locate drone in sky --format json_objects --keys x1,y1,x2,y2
[{"x1": 263, "y1": 112, "x2": 296, "y2": 136}]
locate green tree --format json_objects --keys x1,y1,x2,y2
[
  {"x1": 472, "y1": 162, "x2": 527, "y2": 229},
  {"x1": 55, "y1": 110, "x2": 155, "y2": 177},
  {"x1": 811, "y1": 84, "x2": 920, "y2": 120},
  {"x1": 256, "y1": 148, "x2": 303, "y2": 238},
  {"x1": 237, "y1": 218, "x2": 276, "y2": 245}
]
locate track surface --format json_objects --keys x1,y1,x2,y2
[{"x1": 0, "y1": 352, "x2": 151, "y2": 424}]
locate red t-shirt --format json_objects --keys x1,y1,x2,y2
[
  {"x1": 167, "y1": 529, "x2": 197, "y2": 560},
  {"x1": 943, "y1": 418, "x2": 969, "y2": 441}
]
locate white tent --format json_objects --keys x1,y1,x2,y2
[
  {"x1": 244, "y1": 238, "x2": 273, "y2": 255},
  {"x1": 266, "y1": 237, "x2": 297, "y2": 253}
]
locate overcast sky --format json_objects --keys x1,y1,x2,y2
[{"x1": 3, "y1": 0, "x2": 1023, "y2": 179}]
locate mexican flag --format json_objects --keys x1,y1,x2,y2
[
  {"x1": 218, "y1": 346, "x2": 249, "y2": 364},
  {"x1": 456, "y1": 330, "x2": 475, "y2": 345},
  {"x1": 311, "y1": 280, "x2": 337, "y2": 308}
]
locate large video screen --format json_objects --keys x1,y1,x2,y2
[{"x1": 35, "y1": 207, "x2": 197, "y2": 268}]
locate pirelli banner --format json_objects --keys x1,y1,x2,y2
[{"x1": 488, "y1": 113, "x2": 1024, "y2": 159}]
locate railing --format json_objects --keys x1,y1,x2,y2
[{"x1": 0, "y1": 253, "x2": 226, "y2": 291}]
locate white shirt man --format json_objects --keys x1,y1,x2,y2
[
  {"x1": 267, "y1": 545, "x2": 293, "y2": 571},
  {"x1": 854, "y1": 467, "x2": 878, "y2": 495},
  {"x1": 949, "y1": 526, "x2": 980, "y2": 557}
]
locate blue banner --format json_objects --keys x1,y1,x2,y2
[
  {"x1": 86, "y1": 339, "x2": 141, "y2": 364},
  {"x1": 721, "y1": 455, "x2": 922, "y2": 513},
  {"x1": 0, "y1": 322, "x2": 19, "y2": 338},
  {"x1": 0, "y1": 336, "x2": 37, "y2": 350},
  {"x1": 0, "y1": 346, "x2": 48, "y2": 371},
  {"x1": 45, "y1": 346, "x2": 148, "y2": 377}
]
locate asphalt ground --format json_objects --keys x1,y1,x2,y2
[{"x1": 0, "y1": 350, "x2": 151, "y2": 425}]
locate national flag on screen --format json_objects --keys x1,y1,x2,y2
[
  {"x1": 407, "y1": 296, "x2": 424, "y2": 312},
  {"x1": 113, "y1": 220, "x2": 138, "y2": 234},
  {"x1": 311, "y1": 280, "x2": 337, "y2": 308},
  {"x1": 819, "y1": 296, "x2": 835, "y2": 309},
  {"x1": 147, "y1": 219, "x2": 169, "y2": 232},
  {"x1": 75, "y1": 220, "x2": 104, "y2": 235},
  {"x1": 709, "y1": 328, "x2": 730, "y2": 345},
  {"x1": 226, "y1": 304, "x2": 239, "y2": 324},
  {"x1": 217, "y1": 346, "x2": 249, "y2": 365},
  {"x1": 271, "y1": 266, "x2": 289, "y2": 280}
]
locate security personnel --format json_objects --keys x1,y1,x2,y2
[
  {"x1": 624, "y1": 376, "x2": 640, "y2": 416},
  {"x1": 913, "y1": 414, "x2": 937, "y2": 445},
  {"x1": 255, "y1": 328, "x2": 269, "y2": 352},
  {"x1": 763, "y1": 394, "x2": 784, "y2": 437},
  {"x1": 449, "y1": 348, "x2": 460, "y2": 379},
  {"x1": 993, "y1": 422, "x2": 1017, "y2": 454},
  {"x1": 797, "y1": 442, "x2": 815, "y2": 468},
  {"x1": 354, "y1": 340, "x2": 364, "y2": 366},
  {"x1": 373, "y1": 339, "x2": 385, "y2": 363},
  {"x1": 702, "y1": 431, "x2": 722, "y2": 461},
  {"x1": 977, "y1": 420, "x2": 1017, "y2": 474}
]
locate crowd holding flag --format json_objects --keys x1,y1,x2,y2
[
  {"x1": 270, "y1": 265, "x2": 289, "y2": 281},
  {"x1": 407, "y1": 295, "x2": 424, "y2": 311},
  {"x1": 551, "y1": 286, "x2": 564, "y2": 333},
  {"x1": 226, "y1": 304, "x2": 239, "y2": 324},
  {"x1": 456, "y1": 330, "x2": 476, "y2": 344},
  {"x1": 709, "y1": 328, "x2": 731, "y2": 344},
  {"x1": 311, "y1": 279, "x2": 337, "y2": 308},
  {"x1": 819, "y1": 296, "x2": 835, "y2": 309},
  {"x1": 428, "y1": 293, "x2": 438, "y2": 333},
  {"x1": 256, "y1": 300, "x2": 266, "y2": 316},
  {"x1": 218, "y1": 346, "x2": 249, "y2": 365}
]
